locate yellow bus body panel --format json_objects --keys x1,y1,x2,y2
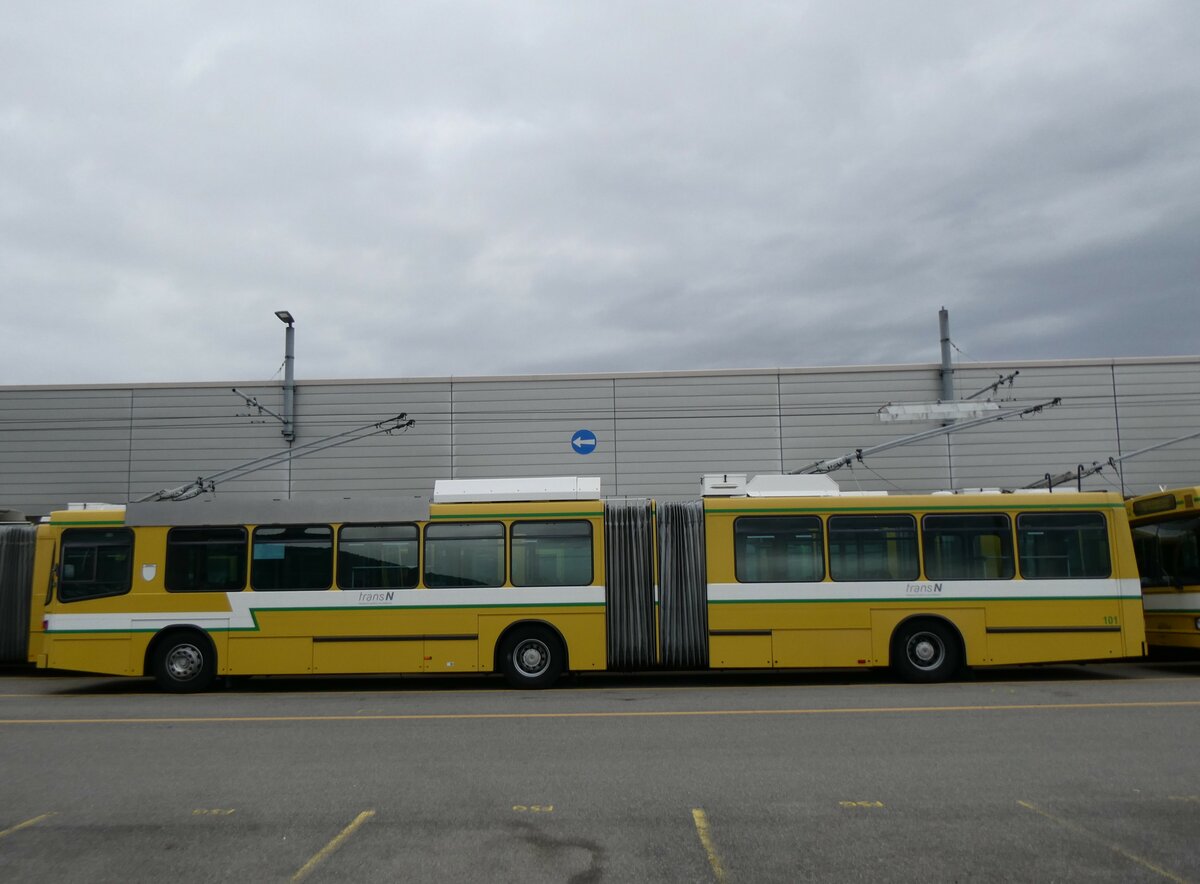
[
  {"x1": 1127, "y1": 487, "x2": 1200, "y2": 651},
  {"x1": 703, "y1": 490, "x2": 1143, "y2": 670},
  {"x1": 32, "y1": 488, "x2": 1144, "y2": 682}
]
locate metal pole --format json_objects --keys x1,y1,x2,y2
[
  {"x1": 276, "y1": 312, "x2": 296, "y2": 443},
  {"x1": 939, "y1": 307, "x2": 954, "y2": 402}
]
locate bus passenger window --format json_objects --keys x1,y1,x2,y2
[
  {"x1": 828, "y1": 515, "x2": 918, "y2": 582},
  {"x1": 165, "y1": 527, "x2": 247, "y2": 592},
  {"x1": 921, "y1": 514, "x2": 1014, "y2": 580},
  {"x1": 337, "y1": 524, "x2": 419, "y2": 589},
  {"x1": 58, "y1": 528, "x2": 134, "y2": 602},
  {"x1": 424, "y1": 522, "x2": 504, "y2": 588},
  {"x1": 251, "y1": 525, "x2": 333, "y2": 591},
  {"x1": 511, "y1": 521, "x2": 592, "y2": 587},
  {"x1": 733, "y1": 516, "x2": 824, "y2": 582},
  {"x1": 1017, "y1": 512, "x2": 1110, "y2": 579}
]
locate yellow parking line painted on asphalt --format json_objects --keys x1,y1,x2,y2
[
  {"x1": 292, "y1": 810, "x2": 375, "y2": 882},
  {"x1": 1017, "y1": 801, "x2": 1188, "y2": 883},
  {"x1": 0, "y1": 812, "x2": 56, "y2": 839},
  {"x1": 2, "y1": 699, "x2": 1200, "y2": 726},
  {"x1": 692, "y1": 809, "x2": 728, "y2": 884}
]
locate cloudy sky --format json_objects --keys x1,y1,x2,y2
[{"x1": 2, "y1": 1, "x2": 1198, "y2": 387}]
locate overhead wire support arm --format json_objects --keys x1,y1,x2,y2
[
  {"x1": 963, "y1": 370, "x2": 1020, "y2": 401},
  {"x1": 231, "y1": 387, "x2": 286, "y2": 425},
  {"x1": 136, "y1": 413, "x2": 416, "y2": 502},
  {"x1": 790, "y1": 398, "x2": 1062, "y2": 475},
  {"x1": 1024, "y1": 426, "x2": 1200, "y2": 491}
]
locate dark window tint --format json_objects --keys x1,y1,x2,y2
[
  {"x1": 424, "y1": 522, "x2": 504, "y2": 588},
  {"x1": 337, "y1": 524, "x2": 419, "y2": 589},
  {"x1": 165, "y1": 527, "x2": 247, "y2": 592},
  {"x1": 922, "y1": 514, "x2": 1014, "y2": 580},
  {"x1": 1017, "y1": 512, "x2": 1111, "y2": 579},
  {"x1": 59, "y1": 528, "x2": 134, "y2": 602},
  {"x1": 1131, "y1": 516, "x2": 1200, "y2": 589},
  {"x1": 251, "y1": 525, "x2": 333, "y2": 590},
  {"x1": 828, "y1": 515, "x2": 918, "y2": 581},
  {"x1": 734, "y1": 516, "x2": 824, "y2": 582},
  {"x1": 511, "y1": 521, "x2": 592, "y2": 586}
]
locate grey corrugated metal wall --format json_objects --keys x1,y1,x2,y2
[{"x1": 1, "y1": 357, "x2": 1198, "y2": 516}]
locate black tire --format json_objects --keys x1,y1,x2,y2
[
  {"x1": 151, "y1": 631, "x2": 217, "y2": 693},
  {"x1": 891, "y1": 620, "x2": 962, "y2": 683},
  {"x1": 499, "y1": 626, "x2": 564, "y2": 689}
]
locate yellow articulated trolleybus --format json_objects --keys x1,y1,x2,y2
[
  {"x1": 27, "y1": 474, "x2": 1145, "y2": 692},
  {"x1": 1126, "y1": 486, "x2": 1200, "y2": 651}
]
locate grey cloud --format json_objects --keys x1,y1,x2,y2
[{"x1": 1, "y1": 1, "x2": 1198, "y2": 385}]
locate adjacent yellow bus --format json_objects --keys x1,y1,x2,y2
[
  {"x1": 1127, "y1": 487, "x2": 1200, "y2": 651},
  {"x1": 28, "y1": 475, "x2": 1146, "y2": 691}
]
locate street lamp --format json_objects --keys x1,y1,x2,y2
[{"x1": 276, "y1": 310, "x2": 295, "y2": 442}]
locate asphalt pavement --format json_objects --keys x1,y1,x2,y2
[{"x1": 2, "y1": 661, "x2": 1200, "y2": 882}]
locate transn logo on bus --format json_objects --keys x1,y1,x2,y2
[
  {"x1": 905, "y1": 583, "x2": 943, "y2": 595},
  {"x1": 358, "y1": 591, "x2": 396, "y2": 603}
]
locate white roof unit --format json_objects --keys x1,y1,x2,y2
[
  {"x1": 745, "y1": 474, "x2": 843, "y2": 497},
  {"x1": 66, "y1": 503, "x2": 127, "y2": 512},
  {"x1": 702, "y1": 474, "x2": 748, "y2": 496},
  {"x1": 702, "y1": 474, "x2": 848, "y2": 498},
  {"x1": 433, "y1": 476, "x2": 601, "y2": 504}
]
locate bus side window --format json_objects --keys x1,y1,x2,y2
[
  {"x1": 423, "y1": 523, "x2": 505, "y2": 588},
  {"x1": 828, "y1": 515, "x2": 918, "y2": 582},
  {"x1": 58, "y1": 528, "x2": 135, "y2": 602},
  {"x1": 921, "y1": 514, "x2": 1014, "y2": 581},
  {"x1": 733, "y1": 516, "x2": 824, "y2": 583},
  {"x1": 511, "y1": 521, "x2": 593, "y2": 587},
  {"x1": 165, "y1": 527, "x2": 248, "y2": 592},
  {"x1": 1017, "y1": 512, "x2": 1110, "y2": 579},
  {"x1": 251, "y1": 525, "x2": 334, "y2": 591},
  {"x1": 337, "y1": 523, "x2": 419, "y2": 589}
]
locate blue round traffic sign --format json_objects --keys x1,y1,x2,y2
[{"x1": 571, "y1": 429, "x2": 598, "y2": 455}]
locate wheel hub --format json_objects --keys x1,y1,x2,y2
[
  {"x1": 907, "y1": 633, "x2": 943, "y2": 670},
  {"x1": 516, "y1": 641, "x2": 548, "y2": 675},
  {"x1": 166, "y1": 644, "x2": 203, "y2": 680}
]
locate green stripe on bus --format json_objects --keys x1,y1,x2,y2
[
  {"x1": 44, "y1": 602, "x2": 606, "y2": 635},
  {"x1": 428, "y1": 511, "x2": 603, "y2": 520},
  {"x1": 709, "y1": 502, "x2": 1125, "y2": 515},
  {"x1": 708, "y1": 595, "x2": 1127, "y2": 604}
]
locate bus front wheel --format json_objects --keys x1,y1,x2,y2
[
  {"x1": 151, "y1": 631, "x2": 217, "y2": 693},
  {"x1": 891, "y1": 620, "x2": 962, "y2": 683},
  {"x1": 499, "y1": 626, "x2": 564, "y2": 690}
]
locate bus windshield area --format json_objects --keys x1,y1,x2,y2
[{"x1": 1132, "y1": 516, "x2": 1200, "y2": 588}]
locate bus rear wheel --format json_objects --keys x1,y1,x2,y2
[
  {"x1": 891, "y1": 620, "x2": 962, "y2": 683},
  {"x1": 151, "y1": 631, "x2": 217, "y2": 693},
  {"x1": 499, "y1": 626, "x2": 564, "y2": 690}
]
